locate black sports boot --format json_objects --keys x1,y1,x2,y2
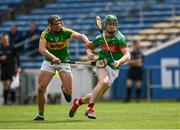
[
  {"x1": 61, "y1": 86, "x2": 71, "y2": 102},
  {"x1": 33, "y1": 115, "x2": 44, "y2": 121}
]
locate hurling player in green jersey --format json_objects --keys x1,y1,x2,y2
[
  {"x1": 69, "y1": 15, "x2": 131, "y2": 119},
  {"x1": 34, "y1": 15, "x2": 90, "y2": 121}
]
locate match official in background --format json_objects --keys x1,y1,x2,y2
[
  {"x1": 0, "y1": 33, "x2": 21, "y2": 105},
  {"x1": 125, "y1": 40, "x2": 144, "y2": 102},
  {"x1": 33, "y1": 14, "x2": 90, "y2": 121}
]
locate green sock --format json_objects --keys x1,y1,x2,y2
[{"x1": 39, "y1": 112, "x2": 44, "y2": 117}]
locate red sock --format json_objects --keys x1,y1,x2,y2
[
  {"x1": 78, "y1": 98, "x2": 83, "y2": 105},
  {"x1": 76, "y1": 98, "x2": 84, "y2": 105},
  {"x1": 88, "y1": 102, "x2": 95, "y2": 109}
]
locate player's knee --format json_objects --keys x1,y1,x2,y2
[
  {"x1": 62, "y1": 85, "x2": 72, "y2": 95},
  {"x1": 38, "y1": 84, "x2": 46, "y2": 93},
  {"x1": 38, "y1": 88, "x2": 46, "y2": 94}
]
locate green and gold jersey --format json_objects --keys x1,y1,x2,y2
[
  {"x1": 92, "y1": 30, "x2": 128, "y2": 69},
  {"x1": 40, "y1": 27, "x2": 76, "y2": 62}
]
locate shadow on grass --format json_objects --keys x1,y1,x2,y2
[
  {"x1": 34, "y1": 119, "x2": 88, "y2": 123},
  {"x1": 0, "y1": 119, "x2": 88, "y2": 124}
]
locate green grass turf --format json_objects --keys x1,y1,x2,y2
[{"x1": 0, "y1": 101, "x2": 179, "y2": 129}]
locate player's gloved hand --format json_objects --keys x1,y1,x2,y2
[{"x1": 51, "y1": 57, "x2": 61, "y2": 65}]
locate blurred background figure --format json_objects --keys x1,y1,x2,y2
[
  {"x1": 0, "y1": 33, "x2": 21, "y2": 105},
  {"x1": 125, "y1": 40, "x2": 144, "y2": 102},
  {"x1": 8, "y1": 24, "x2": 23, "y2": 44},
  {"x1": 8, "y1": 24, "x2": 24, "y2": 54},
  {"x1": 23, "y1": 22, "x2": 41, "y2": 56}
]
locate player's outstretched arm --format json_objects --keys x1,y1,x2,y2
[
  {"x1": 119, "y1": 47, "x2": 131, "y2": 65},
  {"x1": 72, "y1": 32, "x2": 90, "y2": 45}
]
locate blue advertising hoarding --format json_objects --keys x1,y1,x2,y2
[{"x1": 112, "y1": 38, "x2": 180, "y2": 100}]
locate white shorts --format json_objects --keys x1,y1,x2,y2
[
  {"x1": 106, "y1": 66, "x2": 119, "y2": 86},
  {"x1": 40, "y1": 60, "x2": 72, "y2": 74}
]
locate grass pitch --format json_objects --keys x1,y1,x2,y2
[{"x1": 0, "y1": 101, "x2": 179, "y2": 129}]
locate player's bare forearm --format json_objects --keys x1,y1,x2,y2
[
  {"x1": 118, "y1": 48, "x2": 131, "y2": 65},
  {"x1": 119, "y1": 53, "x2": 131, "y2": 65},
  {"x1": 39, "y1": 39, "x2": 60, "y2": 63},
  {"x1": 72, "y1": 32, "x2": 90, "y2": 45},
  {"x1": 39, "y1": 49, "x2": 56, "y2": 60},
  {"x1": 112, "y1": 50, "x2": 130, "y2": 68},
  {"x1": 40, "y1": 49, "x2": 60, "y2": 65},
  {"x1": 80, "y1": 34, "x2": 90, "y2": 45}
]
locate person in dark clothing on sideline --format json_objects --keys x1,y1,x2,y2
[
  {"x1": 8, "y1": 24, "x2": 24, "y2": 54},
  {"x1": 125, "y1": 40, "x2": 143, "y2": 102},
  {"x1": 23, "y1": 22, "x2": 41, "y2": 54},
  {"x1": 0, "y1": 33, "x2": 21, "y2": 105},
  {"x1": 8, "y1": 24, "x2": 23, "y2": 44}
]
